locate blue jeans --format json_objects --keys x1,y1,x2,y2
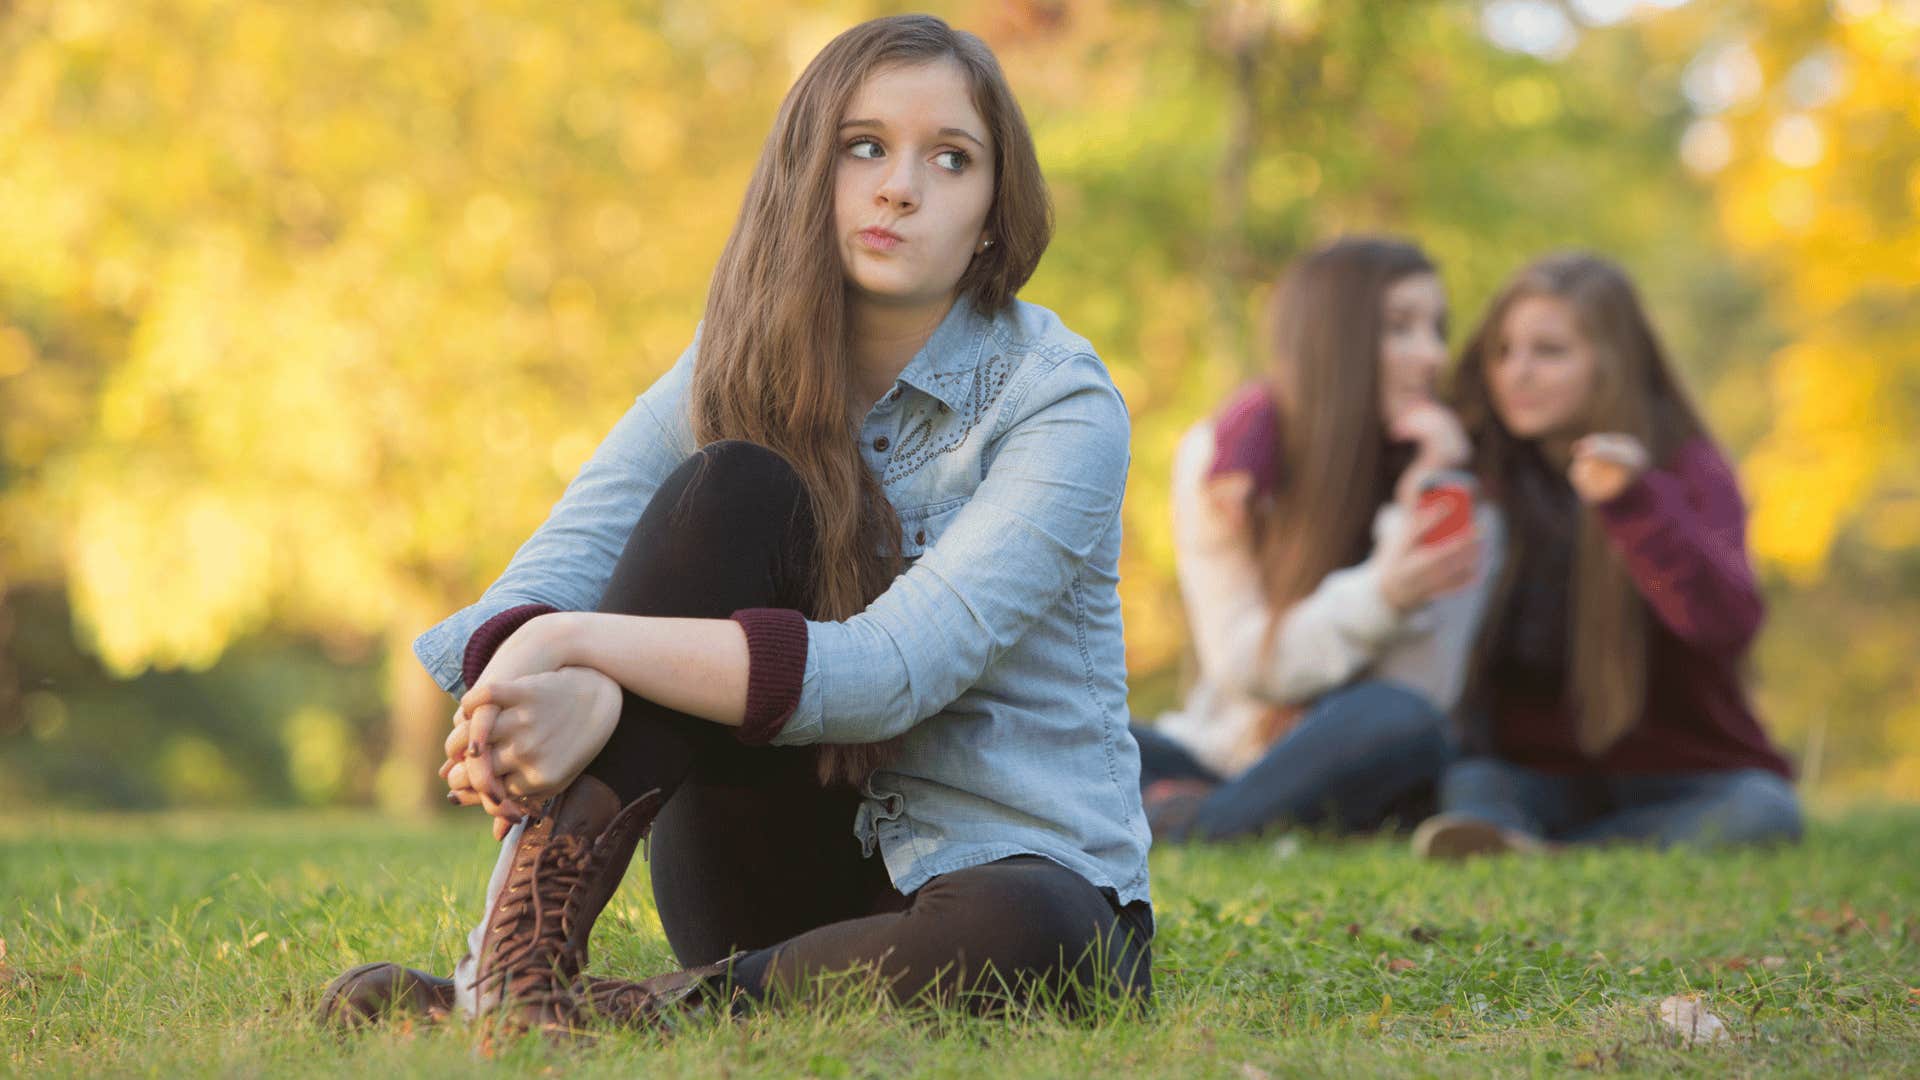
[
  {"x1": 1439, "y1": 757, "x2": 1803, "y2": 848},
  {"x1": 1133, "y1": 680, "x2": 1453, "y2": 841}
]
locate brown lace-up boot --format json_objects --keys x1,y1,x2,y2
[
  {"x1": 315, "y1": 961, "x2": 701, "y2": 1032},
  {"x1": 466, "y1": 774, "x2": 662, "y2": 1034},
  {"x1": 318, "y1": 774, "x2": 660, "y2": 1035},
  {"x1": 317, "y1": 962, "x2": 456, "y2": 1029},
  {"x1": 577, "y1": 955, "x2": 742, "y2": 1030}
]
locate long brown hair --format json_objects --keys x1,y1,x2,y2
[
  {"x1": 689, "y1": 15, "x2": 1051, "y2": 784},
  {"x1": 1250, "y1": 237, "x2": 1435, "y2": 616},
  {"x1": 1454, "y1": 252, "x2": 1707, "y2": 754}
]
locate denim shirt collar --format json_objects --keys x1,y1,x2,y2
[{"x1": 890, "y1": 295, "x2": 993, "y2": 413}]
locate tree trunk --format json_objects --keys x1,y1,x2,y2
[
  {"x1": 377, "y1": 609, "x2": 450, "y2": 816},
  {"x1": 1209, "y1": 13, "x2": 1263, "y2": 376}
]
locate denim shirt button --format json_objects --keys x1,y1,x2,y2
[{"x1": 873, "y1": 435, "x2": 890, "y2": 452}]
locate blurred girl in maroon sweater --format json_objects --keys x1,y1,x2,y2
[{"x1": 1413, "y1": 252, "x2": 1801, "y2": 856}]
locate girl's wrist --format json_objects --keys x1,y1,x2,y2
[{"x1": 523, "y1": 611, "x2": 583, "y2": 670}]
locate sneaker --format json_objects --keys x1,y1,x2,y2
[
  {"x1": 1143, "y1": 778, "x2": 1216, "y2": 841},
  {"x1": 1410, "y1": 813, "x2": 1546, "y2": 859}
]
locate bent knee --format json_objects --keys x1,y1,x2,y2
[
  {"x1": 1710, "y1": 771, "x2": 1803, "y2": 846},
  {"x1": 1316, "y1": 681, "x2": 1447, "y2": 746},
  {"x1": 664, "y1": 440, "x2": 808, "y2": 527}
]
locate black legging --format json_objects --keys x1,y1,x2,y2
[{"x1": 578, "y1": 439, "x2": 1152, "y2": 1012}]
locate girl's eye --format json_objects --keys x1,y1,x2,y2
[
  {"x1": 933, "y1": 149, "x2": 970, "y2": 173},
  {"x1": 848, "y1": 138, "x2": 884, "y2": 160}
]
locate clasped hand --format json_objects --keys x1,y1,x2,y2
[
  {"x1": 1567, "y1": 432, "x2": 1650, "y2": 504},
  {"x1": 439, "y1": 615, "x2": 623, "y2": 839}
]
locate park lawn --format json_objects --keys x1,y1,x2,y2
[{"x1": 2, "y1": 806, "x2": 1916, "y2": 1078}]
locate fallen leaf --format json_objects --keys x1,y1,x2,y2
[
  {"x1": 1345, "y1": 922, "x2": 1362, "y2": 938},
  {"x1": 1238, "y1": 1065, "x2": 1273, "y2": 1080},
  {"x1": 1759, "y1": 956, "x2": 1787, "y2": 970},
  {"x1": 1408, "y1": 925, "x2": 1441, "y2": 944},
  {"x1": 1388, "y1": 958, "x2": 1419, "y2": 973},
  {"x1": 1657, "y1": 994, "x2": 1730, "y2": 1046}
]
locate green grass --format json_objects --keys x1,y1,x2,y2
[{"x1": 3, "y1": 807, "x2": 1917, "y2": 1077}]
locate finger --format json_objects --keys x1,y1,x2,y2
[
  {"x1": 1581, "y1": 445, "x2": 1631, "y2": 468},
  {"x1": 492, "y1": 815, "x2": 510, "y2": 842},
  {"x1": 1572, "y1": 432, "x2": 1622, "y2": 454},
  {"x1": 444, "y1": 720, "x2": 471, "y2": 763},
  {"x1": 1388, "y1": 401, "x2": 1437, "y2": 442},
  {"x1": 488, "y1": 793, "x2": 529, "y2": 822},
  {"x1": 1405, "y1": 501, "x2": 1449, "y2": 539},
  {"x1": 1203, "y1": 473, "x2": 1255, "y2": 513},
  {"x1": 461, "y1": 677, "x2": 536, "y2": 717},
  {"x1": 1578, "y1": 433, "x2": 1640, "y2": 466},
  {"x1": 459, "y1": 681, "x2": 494, "y2": 716},
  {"x1": 464, "y1": 708, "x2": 509, "y2": 807},
  {"x1": 476, "y1": 775, "x2": 528, "y2": 822},
  {"x1": 478, "y1": 787, "x2": 514, "y2": 821},
  {"x1": 466, "y1": 703, "x2": 498, "y2": 760}
]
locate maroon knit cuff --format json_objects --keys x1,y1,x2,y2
[
  {"x1": 729, "y1": 608, "x2": 809, "y2": 745},
  {"x1": 462, "y1": 603, "x2": 559, "y2": 690}
]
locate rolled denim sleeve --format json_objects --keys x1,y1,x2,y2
[
  {"x1": 412, "y1": 341, "x2": 700, "y2": 694},
  {"x1": 773, "y1": 352, "x2": 1130, "y2": 746}
]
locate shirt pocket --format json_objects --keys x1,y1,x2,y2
[{"x1": 896, "y1": 497, "x2": 968, "y2": 561}]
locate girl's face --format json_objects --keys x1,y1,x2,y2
[
  {"x1": 1488, "y1": 294, "x2": 1599, "y2": 441},
  {"x1": 1377, "y1": 272, "x2": 1449, "y2": 426},
  {"x1": 833, "y1": 58, "x2": 996, "y2": 309}
]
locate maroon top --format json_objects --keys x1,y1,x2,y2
[
  {"x1": 1489, "y1": 438, "x2": 1792, "y2": 779},
  {"x1": 1206, "y1": 384, "x2": 1284, "y2": 494}
]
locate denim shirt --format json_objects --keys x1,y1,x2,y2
[{"x1": 414, "y1": 297, "x2": 1152, "y2": 908}]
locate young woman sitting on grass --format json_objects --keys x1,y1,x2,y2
[
  {"x1": 1130, "y1": 237, "x2": 1500, "y2": 842},
  {"x1": 317, "y1": 14, "x2": 1151, "y2": 1034},
  {"x1": 1413, "y1": 252, "x2": 1801, "y2": 856}
]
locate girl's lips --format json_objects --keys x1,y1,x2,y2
[{"x1": 857, "y1": 227, "x2": 903, "y2": 252}]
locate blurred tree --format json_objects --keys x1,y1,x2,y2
[
  {"x1": 0, "y1": 0, "x2": 874, "y2": 809},
  {"x1": 1655, "y1": 0, "x2": 1920, "y2": 794},
  {"x1": 1002, "y1": 0, "x2": 1753, "y2": 706},
  {"x1": 1673, "y1": 0, "x2": 1919, "y2": 580},
  {"x1": 0, "y1": 0, "x2": 1910, "y2": 805}
]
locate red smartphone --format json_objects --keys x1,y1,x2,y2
[{"x1": 1415, "y1": 469, "x2": 1477, "y2": 546}]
